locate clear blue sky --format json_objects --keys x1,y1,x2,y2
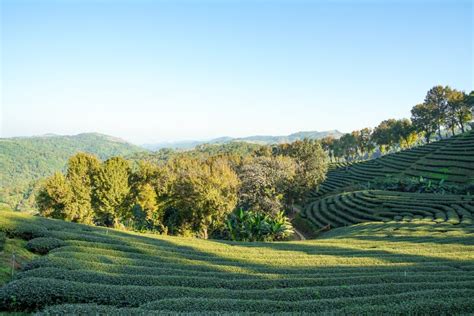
[{"x1": 1, "y1": 0, "x2": 472, "y2": 144}]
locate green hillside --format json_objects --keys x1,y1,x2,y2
[
  {"x1": 310, "y1": 130, "x2": 474, "y2": 200},
  {"x1": 300, "y1": 130, "x2": 474, "y2": 231},
  {"x1": 0, "y1": 133, "x2": 145, "y2": 210},
  {"x1": 0, "y1": 210, "x2": 473, "y2": 314}
]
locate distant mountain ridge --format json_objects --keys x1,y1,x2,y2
[{"x1": 144, "y1": 130, "x2": 343, "y2": 150}]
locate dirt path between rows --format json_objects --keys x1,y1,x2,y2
[{"x1": 289, "y1": 205, "x2": 307, "y2": 241}]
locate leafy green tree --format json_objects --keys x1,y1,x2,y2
[
  {"x1": 36, "y1": 172, "x2": 73, "y2": 220},
  {"x1": 65, "y1": 153, "x2": 100, "y2": 224},
  {"x1": 133, "y1": 183, "x2": 160, "y2": 230},
  {"x1": 393, "y1": 119, "x2": 419, "y2": 148},
  {"x1": 411, "y1": 103, "x2": 438, "y2": 143},
  {"x1": 92, "y1": 157, "x2": 131, "y2": 227},
  {"x1": 238, "y1": 156, "x2": 296, "y2": 216},
  {"x1": 163, "y1": 156, "x2": 239, "y2": 238},
  {"x1": 320, "y1": 136, "x2": 336, "y2": 161},
  {"x1": 275, "y1": 139, "x2": 328, "y2": 202},
  {"x1": 424, "y1": 85, "x2": 453, "y2": 137},
  {"x1": 352, "y1": 128, "x2": 375, "y2": 157},
  {"x1": 446, "y1": 90, "x2": 472, "y2": 134},
  {"x1": 337, "y1": 133, "x2": 358, "y2": 160},
  {"x1": 372, "y1": 119, "x2": 399, "y2": 152}
]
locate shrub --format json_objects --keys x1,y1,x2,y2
[
  {"x1": 1, "y1": 277, "x2": 473, "y2": 311},
  {"x1": 0, "y1": 223, "x2": 48, "y2": 240},
  {"x1": 225, "y1": 209, "x2": 294, "y2": 242},
  {"x1": 26, "y1": 237, "x2": 66, "y2": 255},
  {"x1": 364, "y1": 176, "x2": 474, "y2": 194}
]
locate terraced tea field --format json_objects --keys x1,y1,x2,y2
[
  {"x1": 0, "y1": 210, "x2": 473, "y2": 314},
  {"x1": 310, "y1": 130, "x2": 474, "y2": 200},
  {"x1": 302, "y1": 190, "x2": 474, "y2": 229}
]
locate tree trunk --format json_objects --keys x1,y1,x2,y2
[{"x1": 460, "y1": 122, "x2": 465, "y2": 133}]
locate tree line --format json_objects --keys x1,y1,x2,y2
[
  {"x1": 36, "y1": 140, "x2": 328, "y2": 240},
  {"x1": 320, "y1": 85, "x2": 473, "y2": 161}
]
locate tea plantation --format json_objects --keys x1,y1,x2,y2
[
  {"x1": 309, "y1": 130, "x2": 474, "y2": 200},
  {"x1": 1, "y1": 132, "x2": 474, "y2": 314},
  {"x1": 0, "y1": 209, "x2": 473, "y2": 314}
]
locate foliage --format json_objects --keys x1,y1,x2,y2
[
  {"x1": 372, "y1": 119, "x2": 399, "y2": 152},
  {"x1": 225, "y1": 209, "x2": 294, "y2": 241},
  {"x1": 237, "y1": 156, "x2": 296, "y2": 216},
  {"x1": 161, "y1": 156, "x2": 240, "y2": 238},
  {"x1": 0, "y1": 232, "x2": 5, "y2": 252},
  {"x1": 36, "y1": 172, "x2": 73, "y2": 220},
  {"x1": 411, "y1": 102, "x2": 440, "y2": 143},
  {"x1": 25, "y1": 237, "x2": 66, "y2": 255},
  {"x1": 365, "y1": 176, "x2": 474, "y2": 195},
  {"x1": 65, "y1": 153, "x2": 100, "y2": 224},
  {"x1": 92, "y1": 157, "x2": 132, "y2": 227},
  {"x1": 275, "y1": 139, "x2": 328, "y2": 203},
  {"x1": 0, "y1": 133, "x2": 144, "y2": 211}
]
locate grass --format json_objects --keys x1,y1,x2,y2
[
  {"x1": 0, "y1": 210, "x2": 473, "y2": 314},
  {"x1": 0, "y1": 238, "x2": 37, "y2": 287}
]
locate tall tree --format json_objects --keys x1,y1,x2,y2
[
  {"x1": 238, "y1": 156, "x2": 296, "y2": 217},
  {"x1": 446, "y1": 90, "x2": 472, "y2": 134},
  {"x1": 163, "y1": 156, "x2": 239, "y2": 238},
  {"x1": 424, "y1": 85, "x2": 453, "y2": 137},
  {"x1": 93, "y1": 157, "x2": 131, "y2": 227},
  {"x1": 411, "y1": 103, "x2": 438, "y2": 143},
  {"x1": 66, "y1": 153, "x2": 100, "y2": 224},
  {"x1": 320, "y1": 136, "x2": 336, "y2": 162},
  {"x1": 133, "y1": 183, "x2": 160, "y2": 229},
  {"x1": 36, "y1": 172, "x2": 73, "y2": 220},
  {"x1": 337, "y1": 133, "x2": 358, "y2": 160},
  {"x1": 393, "y1": 119, "x2": 418, "y2": 148},
  {"x1": 352, "y1": 128, "x2": 374, "y2": 157},
  {"x1": 372, "y1": 119, "x2": 398, "y2": 152},
  {"x1": 275, "y1": 139, "x2": 328, "y2": 202}
]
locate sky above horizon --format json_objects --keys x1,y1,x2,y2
[{"x1": 1, "y1": 0, "x2": 472, "y2": 145}]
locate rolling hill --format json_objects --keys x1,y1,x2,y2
[
  {"x1": 0, "y1": 133, "x2": 145, "y2": 210},
  {"x1": 300, "y1": 130, "x2": 474, "y2": 230},
  {"x1": 143, "y1": 130, "x2": 343, "y2": 150},
  {"x1": 310, "y1": 129, "x2": 474, "y2": 200},
  {"x1": 0, "y1": 210, "x2": 473, "y2": 314}
]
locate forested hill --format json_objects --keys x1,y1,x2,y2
[
  {"x1": 0, "y1": 133, "x2": 145, "y2": 210},
  {"x1": 144, "y1": 130, "x2": 344, "y2": 150}
]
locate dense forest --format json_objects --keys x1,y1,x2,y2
[{"x1": 36, "y1": 140, "x2": 327, "y2": 241}]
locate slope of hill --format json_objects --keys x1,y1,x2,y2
[
  {"x1": 299, "y1": 130, "x2": 474, "y2": 232},
  {"x1": 310, "y1": 130, "x2": 474, "y2": 200},
  {"x1": 302, "y1": 190, "x2": 474, "y2": 229},
  {"x1": 0, "y1": 210, "x2": 473, "y2": 314},
  {"x1": 0, "y1": 133, "x2": 146, "y2": 210},
  {"x1": 144, "y1": 130, "x2": 343, "y2": 150}
]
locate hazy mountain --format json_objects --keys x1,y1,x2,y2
[
  {"x1": 0, "y1": 133, "x2": 145, "y2": 210},
  {"x1": 144, "y1": 130, "x2": 343, "y2": 150}
]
